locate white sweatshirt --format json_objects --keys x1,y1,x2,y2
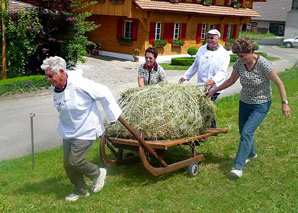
[
  {"x1": 52, "y1": 70, "x2": 122, "y2": 140},
  {"x1": 183, "y1": 44, "x2": 230, "y2": 92}
]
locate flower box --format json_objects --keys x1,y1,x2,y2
[{"x1": 110, "y1": 0, "x2": 124, "y2": 3}]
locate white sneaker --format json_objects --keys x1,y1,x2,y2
[
  {"x1": 92, "y1": 168, "x2": 107, "y2": 193},
  {"x1": 245, "y1": 154, "x2": 258, "y2": 164},
  {"x1": 230, "y1": 168, "x2": 243, "y2": 178},
  {"x1": 65, "y1": 191, "x2": 90, "y2": 202}
]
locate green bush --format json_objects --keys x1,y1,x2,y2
[
  {"x1": 254, "y1": 42, "x2": 259, "y2": 51},
  {"x1": 153, "y1": 39, "x2": 168, "y2": 46},
  {"x1": 187, "y1": 46, "x2": 198, "y2": 57},
  {"x1": 230, "y1": 52, "x2": 268, "y2": 63},
  {"x1": 172, "y1": 40, "x2": 185, "y2": 45},
  {"x1": 255, "y1": 52, "x2": 267, "y2": 57},
  {"x1": 0, "y1": 75, "x2": 50, "y2": 95},
  {"x1": 230, "y1": 54, "x2": 238, "y2": 62},
  {"x1": 171, "y1": 57, "x2": 195, "y2": 66}
]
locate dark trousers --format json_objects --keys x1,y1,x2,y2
[
  {"x1": 63, "y1": 139, "x2": 100, "y2": 194},
  {"x1": 210, "y1": 93, "x2": 220, "y2": 128}
]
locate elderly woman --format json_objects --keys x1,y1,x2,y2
[
  {"x1": 206, "y1": 36, "x2": 290, "y2": 178},
  {"x1": 138, "y1": 47, "x2": 167, "y2": 87},
  {"x1": 41, "y1": 56, "x2": 122, "y2": 201}
]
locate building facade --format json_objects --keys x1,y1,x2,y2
[
  {"x1": 284, "y1": 0, "x2": 298, "y2": 39},
  {"x1": 86, "y1": 0, "x2": 263, "y2": 57}
]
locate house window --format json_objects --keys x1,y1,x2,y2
[
  {"x1": 201, "y1": 24, "x2": 207, "y2": 39},
  {"x1": 209, "y1": 24, "x2": 215, "y2": 30},
  {"x1": 155, "y1": 23, "x2": 162, "y2": 40},
  {"x1": 173, "y1": 23, "x2": 180, "y2": 40},
  {"x1": 227, "y1": 24, "x2": 231, "y2": 39},
  {"x1": 124, "y1": 20, "x2": 132, "y2": 39},
  {"x1": 228, "y1": 0, "x2": 232, "y2": 5},
  {"x1": 197, "y1": 0, "x2": 202, "y2": 2}
]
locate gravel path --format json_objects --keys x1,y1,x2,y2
[{"x1": 76, "y1": 55, "x2": 190, "y2": 99}]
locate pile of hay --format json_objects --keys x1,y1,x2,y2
[{"x1": 106, "y1": 83, "x2": 215, "y2": 140}]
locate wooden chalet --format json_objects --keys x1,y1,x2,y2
[{"x1": 86, "y1": 0, "x2": 266, "y2": 57}]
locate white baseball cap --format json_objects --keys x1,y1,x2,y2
[{"x1": 207, "y1": 29, "x2": 221, "y2": 38}]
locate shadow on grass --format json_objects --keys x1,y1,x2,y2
[
  {"x1": 17, "y1": 176, "x2": 71, "y2": 199},
  {"x1": 90, "y1": 144, "x2": 237, "y2": 185}
]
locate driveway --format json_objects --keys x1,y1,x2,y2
[{"x1": 0, "y1": 45, "x2": 297, "y2": 162}]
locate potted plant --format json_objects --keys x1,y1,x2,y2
[
  {"x1": 233, "y1": 1, "x2": 241, "y2": 8},
  {"x1": 132, "y1": 49, "x2": 140, "y2": 62},
  {"x1": 118, "y1": 37, "x2": 133, "y2": 46},
  {"x1": 203, "y1": 0, "x2": 212, "y2": 6},
  {"x1": 172, "y1": 40, "x2": 185, "y2": 47},
  {"x1": 153, "y1": 39, "x2": 168, "y2": 47}
]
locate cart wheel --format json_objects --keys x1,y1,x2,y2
[
  {"x1": 188, "y1": 162, "x2": 199, "y2": 177},
  {"x1": 124, "y1": 152, "x2": 135, "y2": 159}
]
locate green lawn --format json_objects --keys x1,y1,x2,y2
[{"x1": 0, "y1": 68, "x2": 297, "y2": 212}]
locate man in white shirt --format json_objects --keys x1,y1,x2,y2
[
  {"x1": 179, "y1": 29, "x2": 230, "y2": 128},
  {"x1": 41, "y1": 56, "x2": 122, "y2": 202}
]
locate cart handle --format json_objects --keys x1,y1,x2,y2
[{"x1": 118, "y1": 116, "x2": 168, "y2": 167}]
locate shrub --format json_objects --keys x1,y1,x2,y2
[
  {"x1": 230, "y1": 52, "x2": 268, "y2": 63},
  {"x1": 172, "y1": 40, "x2": 185, "y2": 45},
  {"x1": 255, "y1": 52, "x2": 267, "y2": 57},
  {"x1": 171, "y1": 57, "x2": 195, "y2": 66},
  {"x1": 118, "y1": 37, "x2": 133, "y2": 43},
  {"x1": 230, "y1": 54, "x2": 238, "y2": 62},
  {"x1": 6, "y1": 9, "x2": 41, "y2": 78},
  {"x1": 187, "y1": 46, "x2": 198, "y2": 57},
  {"x1": 153, "y1": 39, "x2": 168, "y2": 46},
  {"x1": 254, "y1": 42, "x2": 259, "y2": 51},
  {"x1": 0, "y1": 75, "x2": 50, "y2": 95}
]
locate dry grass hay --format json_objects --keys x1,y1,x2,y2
[{"x1": 106, "y1": 83, "x2": 215, "y2": 140}]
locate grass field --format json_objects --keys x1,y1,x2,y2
[{"x1": 0, "y1": 68, "x2": 297, "y2": 212}]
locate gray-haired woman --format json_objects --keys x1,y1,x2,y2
[{"x1": 206, "y1": 36, "x2": 290, "y2": 178}]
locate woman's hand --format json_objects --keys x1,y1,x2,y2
[
  {"x1": 282, "y1": 104, "x2": 291, "y2": 118},
  {"x1": 205, "y1": 90, "x2": 215, "y2": 98}
]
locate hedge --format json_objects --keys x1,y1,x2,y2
[
  {"x1": 0, "y1": 75, "x2": 50, "y2": 95},
  {"x1": 230, "y1": 52, "x2": 268, "y2": 62},
  {"x1": 171, "y1": 57, "x2": 195, "y2": 66}
]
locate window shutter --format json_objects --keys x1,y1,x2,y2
[
  {"x1": 216, "y1": 24, "x2": 221, "y2": 32},
  {"x1": 223, "y1": 24, "x2": 229, "y2": 41},
  {"x1": 239, "y1": 0, "x2": 243, "y2": 6},
  {"x1": 224, "y1": 0, "x2": 229, "y2": 6},
  {"x1": 181, "y1": 0, "x2": 186, "y2": 2},
  {"x1": 169, "y1": 23, "x2": 174, "y2": 42},
  {"x1": 181, "y1": 23, "x2": 187, "y2": 41},
  {"x1": 163, "y1": 23, "x2": 170, "y2": 42},
  {"x1": 132, "y1": 21, "x2": 138, "y2": 41},
  {"x1": 149, "y1": 22, "x2": 156, "y2": 43},
  {"x1": 232, "y1": 24, "x2": 237, "y2": 39},
  {"x1": 117, "y1": 19, "x2": 123, "y2": 39},
  {"x1": 196, "y1": 23, "x2": 202, "y2": 41},
  {"x1": 192, "y1": 0, "x2": 196, "y2": 2},
  {"x1": 212, "y1": 0, "x2": 216, "y2": 4}
]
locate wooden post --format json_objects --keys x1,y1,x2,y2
[{"x1": 1, "y1": 0, "x2": 7, "y2": 79}]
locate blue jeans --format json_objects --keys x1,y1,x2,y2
[{"x1": 233, "y1": 100, "x2": 271, "y2": 170}]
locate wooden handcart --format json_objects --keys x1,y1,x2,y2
[{"x1": 100, "y1": 117, "x2": 228, "y2": 177}]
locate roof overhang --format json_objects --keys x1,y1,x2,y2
[{"x1": 134, "y1": 0, "x2": 261, "y2": 17}]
